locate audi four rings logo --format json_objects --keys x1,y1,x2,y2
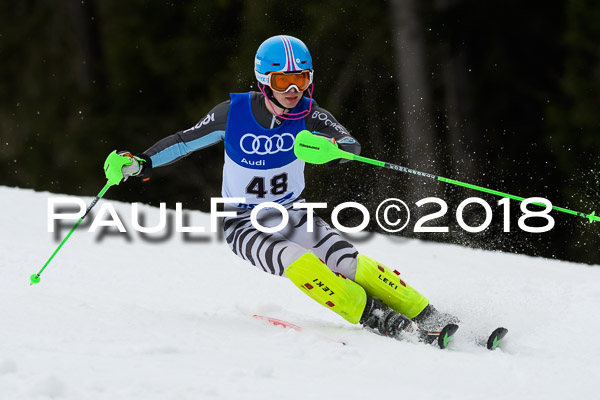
[{"x1": 240, "y1": 133, "x2": 295, "y2": 155}]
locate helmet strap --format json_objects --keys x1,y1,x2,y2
[
  {"x1": 258, "y1": 83, "x2": 314, "y2": 121},
  {"x1": 262, "y1": 84, "x2": 287, "y2": 110}
]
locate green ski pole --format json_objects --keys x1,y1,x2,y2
[
  {"x1": 293, "y1": 130, "x2": 600, "y2": 224},
  {"x1": 30, "y1": 150, "x2": 133, "y2": 285},
  {"x1": 30, "y1": 182, "x2": 111, "y2": 285}
]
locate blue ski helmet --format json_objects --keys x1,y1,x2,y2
[{"x1": 254, "y1": 35, "x2": 313, "y2": 85}]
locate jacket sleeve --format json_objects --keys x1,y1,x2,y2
[
  {"x1": 137, "y1": 101, "x2": 229, "y2": 180},
  {"x1": 305, "y1": 104, "x2": 361, "y2": 163}
]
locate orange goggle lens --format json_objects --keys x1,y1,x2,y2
[{"x1": 269, "y1": 70, "x2": 312, "y2": 93}]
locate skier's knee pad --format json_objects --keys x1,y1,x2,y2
[
  {"x1": 354, "y1": 254, "x2": 429, "y2": 319},
  {"x1": 285, "y1": 252, "x2": 367, "y2": 324}
]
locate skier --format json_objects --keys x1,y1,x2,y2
[{"x1": 105, "y1": 35, "x2": 457, "y2": 341}]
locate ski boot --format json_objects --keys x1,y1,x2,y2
[
  {"x1": 359, "y1": 297, "x2": 417, "y2": 338},
  {"x1": 360, "y1": 298, "x2": 458, "y2": 348},
  {"x1": 412, "y1": 304, "x2": 460, "y2": 331}
]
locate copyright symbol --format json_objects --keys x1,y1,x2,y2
[{"x1": 375, "y1": 198, "x2": 410, "y2": 233}]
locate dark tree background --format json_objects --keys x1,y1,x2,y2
[{"x1": 2, "y1": 0, "x2": 599, "y2": 265}]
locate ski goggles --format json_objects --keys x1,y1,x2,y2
[{"x1": 256, "y1": 70, "x2": 313, "y2": 93}]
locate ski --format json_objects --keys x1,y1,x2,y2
[
  {"x1": 484, "y1": 327, "x2": 508, "y2": 350},
  {"x1": 250, "y1": 314, "x2": 347, "y2": 345},
  {"x1": 250, "y1": 314, "x2": 302, "y2": 331},
  {"x1": 251, "y1": 314, "x2": 460, "y2": 349},
  {"x1": 252, "y1": 314, "x2": 505, "y2": 351},
  {"x1": 417, "y1": 323, "x2": 459, "y2": 349}
]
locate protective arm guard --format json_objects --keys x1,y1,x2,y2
[
  {"x1": 285, "y1": 252, "x2": 367, "y2": 324},
  {"x1": 354, "y1": 254, "x2": 429, "y2": 319}
]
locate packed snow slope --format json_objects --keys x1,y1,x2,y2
[{"x1": 1, "y1": 186, "x2": 599, "y2": 400}]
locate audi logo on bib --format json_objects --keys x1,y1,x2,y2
[{"x1": 240, "y1": 133, "x2": 295, "y2": 155}]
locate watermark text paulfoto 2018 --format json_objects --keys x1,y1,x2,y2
[{"x1": 48, "y1": 196, "x2": 556, "y2": 242}]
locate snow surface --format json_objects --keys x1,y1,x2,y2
[{"x1": 1, "y1": 186, "x2": 599, "y2": 400}]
